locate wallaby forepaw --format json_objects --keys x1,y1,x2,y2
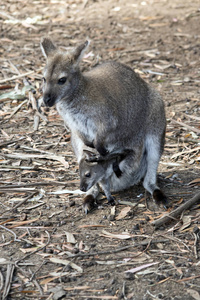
[
  {"x1": 96, "y1": 145, "x2": 109, "y2": 157},
  {"x1": 153, "y1": 189, "x2": 168, "y2": 210},
  {"x1": 113, "y1": 161, "x2": 122, "y2": 178},
  {"x1": 83, "y1": 195, "x2": 95, "y2": 214}
]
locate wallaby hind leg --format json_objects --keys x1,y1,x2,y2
[{"x1": 143, "y1": 135, "x2": 168, "y2": 209}]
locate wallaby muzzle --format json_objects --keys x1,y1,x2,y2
[
  {"x1": 80, "y1": 184, "x2": 88, "y2": 192},
  {"x1": 43, "y1": 94, "x2": 55, "y2": 107}
]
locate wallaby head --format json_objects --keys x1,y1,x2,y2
[
  {"x1": 40, "y1": 37, "x2": 89, "y2": 107},
  {"x1": 79, "y1": 150, "x2": 109, "y2": 193}
]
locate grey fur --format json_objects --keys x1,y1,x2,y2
[{"x1": 41, "y1": 38, "x2": 167, "y2": 212}]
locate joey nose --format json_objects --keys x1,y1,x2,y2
[{"x1": 80, "y1": 185, "x2": 86, "y2": 192}]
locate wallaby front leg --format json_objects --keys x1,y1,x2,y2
[
  {"x1": 83, "y1": 184, "x2": 100, "y2": 214},
  {"x1": 100, "y1": 179, "x2": 115, "y2": 206},
  {"x1": 93, "y1": 133, "x2": 109, "y2": 156}
]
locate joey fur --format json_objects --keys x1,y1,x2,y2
[
  {"x1": 41, "y1": 38, "x2": 167, "y2": 211},
  {"x1": 79, "y1": 148, "x2": 167, "y2": 214}
]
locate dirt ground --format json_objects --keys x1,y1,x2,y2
[{"x1": 0, "y1": 0, "x2": 200, "y2": 299}]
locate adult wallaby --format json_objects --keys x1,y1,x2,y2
[{"x1": 40, "y1": 37, "x2": 167, "y2": 210}]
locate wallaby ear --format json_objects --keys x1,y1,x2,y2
[
  {"x1": 73, "y1": 40, "x2": 90, "y2": 66},
  {"x1": 40, "y1": 37, "x2": 57, "y2": 58}
]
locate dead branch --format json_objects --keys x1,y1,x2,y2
[
  {"x1": 2, "y1": 264, "x2": 15, "y2": 300},
  {"x1": 152, "y1": 192, "x2": 200, "y2": 229},
  {"x1": 0, "y1": 69, "x2": 42, "y2": 84},
  {"x1": 68, "y1": 238, "x2": 169, "y2": 259}
]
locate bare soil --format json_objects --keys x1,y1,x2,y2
[{"x1": 0, "y1": 0, "x2": 200, "y2": 299}]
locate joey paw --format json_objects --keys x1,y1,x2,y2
[{"x1": 113, "y1": 161, "x2": 122, "y2": 178}]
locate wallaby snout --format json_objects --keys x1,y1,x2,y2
[
  {"x1": 80, "y1": 184, "x2": 87, "y2": 192},
  {"x1": 43, "y1": 93, "x2": 54, "y2": 107}
]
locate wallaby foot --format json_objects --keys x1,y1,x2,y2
[
  {"x1": 153, "y1": 189, "x2": 168, "y2": 210},
  {"x1": 107, "y1": 195, "x2": 115, "y2": 206},
  {"x1": 83, "y1": 194, "x2": 96, "y2": 214}
]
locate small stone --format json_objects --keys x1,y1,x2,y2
[
  {"x1": 69, "y1": 200, "x2": 75, "y2": 207},
  {"x1": 133, "y1": 224, "x2": 140, "y2": 231},
  {"x1": 124, "y1": 272, "x2": 135, "y2": 280}
]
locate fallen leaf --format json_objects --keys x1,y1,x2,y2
[
  {"x1": 49, "y1": 257, "x2": 83, "y2": 273},
  {"x1": 116, "y1": 206, "x2": 131, "y2": 220},
  {"x1": 65, "y1": 232, "x2": 76, "y2": 244},
  {"x1": 187, "y1": 289, "x2": 200, "y2": 300},
  {"x1": 101, "y1": 230, "x2": 132, "y2": 240}
]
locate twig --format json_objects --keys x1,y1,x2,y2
[
  {"x1": 193, "y1": 232, "x2": 198, "y2": 259},
  {"x1": 11, "y1": 192, "x2": 37, "y2": 211},
  {"x1": 2, "y1": 152, "x2": 69, "y2": 168},
  {"x1": 152, "y1": 192, "x2": 200, "y2": 228},
  {"x1": 0, "y1": 225, "x2": 21, "y2": 242},
  {"x1": 171, "y1": 119, "x2": 200, "y2": 134},
  {"x1": 2, "y1": 264, "x2": 15, "y2": 300},
  {"x1": 8, "y1": 99, "x2": 27, "y2": 119},
  {"x1": 0, "y1": 181, "x2": 77, "y2": 188},
  {"x1": 0, "y1": 137, "x2": 25, "y2": 148},
  {"x1": 0, "y1": 270, "x2": 4, "y2": 293},
  {"x1": 15, "y1": 230, "x2": 51, "y2": 267},
  {"x1": 0, "y1": 68, "x2": 42, "y2": 84},
  {"x1": 122, "y1": 281, "x2": 127, "y2": 300},
  {"x1": 166, "y1": 135, "x2": 199, "y2": 144},
  {"x1": 0, "y1": 187, "x2": 36, "y2": 193},
  {"x1": 67, "y1": 238, "x2": 168, "y2": 259}
]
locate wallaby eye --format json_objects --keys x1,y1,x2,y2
[
  {"x1": 85, "y1": 172, "x2": 91, "y2": 178},
  {"x1": 43, "y1": 77, "x2": 46, "y2": 83},
  {"x1": 58, "y1": 77, "x2": 67, "y2": 85}
]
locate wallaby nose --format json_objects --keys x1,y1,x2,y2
[
  {"x1": 43, "y1": 94, "x2": 55, "y2": 107},
  {"x1": 43, "y1": 95, "x2": 51, "y2": 106},
  {"x1": 80, "y1": 185, "x2": 86, "y2": 192}
]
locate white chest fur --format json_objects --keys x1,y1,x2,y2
[{"x1": 56, "y1": 101, "x2": 96, "y2": 142}]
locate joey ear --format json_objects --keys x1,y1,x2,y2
[
  {"x1": 73, "y1": 40, "x2": 90, "y2": 66},
  {"x1": 83, "y1": 149, "x2": 95, "y2": 161},
  {"x1": 40, "y1": 37, "x2": 57, "y2": 58},
  {"x1": 83, "y1": 149, "x2": 103, "y2": 163}
]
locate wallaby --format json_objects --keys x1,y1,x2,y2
[
  {"x1": 41, "y1": 37, "x2": 167, "y2": 210},
  {"x1": 79, "y1": 148, "x2": 130, "y2": 213},
  {"x1": 79, "y1": 148, "x2": 167, "y2": 214}
]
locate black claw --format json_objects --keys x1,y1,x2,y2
[
  {"x1": 108, "y1": 197, "x2": 115, "y2": 206},
  {"x1": 153, "y1": 189, "x2": 168, "y2": 210}
]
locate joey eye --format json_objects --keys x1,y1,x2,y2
[
  {"x1": 43, "y1": 77, "x2": 46, "y2": 83},
  {"x1": 58, "y1": 77, "x2": 67, "y2": 85},
  {"x1": 85, "y1": 172, "x2": 91, "y2": 178}
]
